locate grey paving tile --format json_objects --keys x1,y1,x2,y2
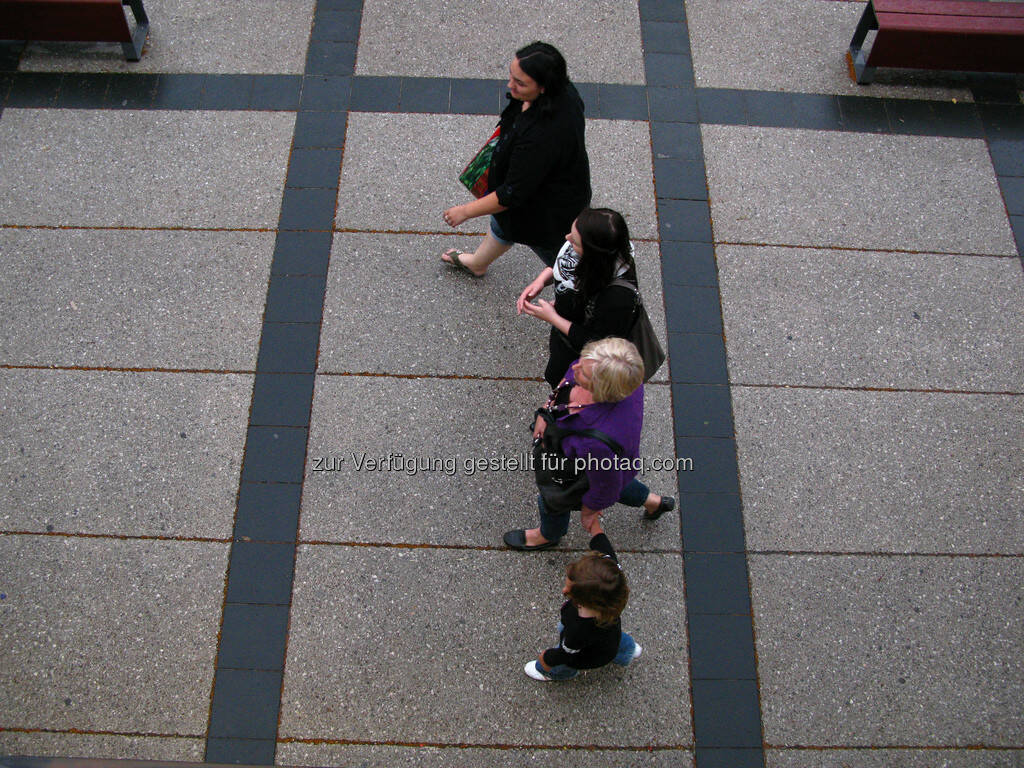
[
  {"x1": 208, "y1": 668, "x2": 283, "y2": 738},
  {"x1": 671, "y1": 383, "x2": 734, "y2": 437},
  {"x1": 1002, "y1": 177, "x2": 1024, "y2": 215},
  {"x1": 0, "y1": 229, "x2": 271, "y2": 370},
  {"x1": 733, "y1": 388, "x2": 1024, "y2": 554},
  {"x1": 234, "y1": 481, "x2": 303, "y2": 543},
  {"x1": 301, "y1": 376, "x2": 679, "y2": 549},
  {"x1": 0, "y1": 370, "x2": 250, "y2": 538},
  {"x1": 0, "y1": 109, "x2": 293, "y2": 229},
  {"x1": 683, "y1": 553, "x2": 751, "y2": 614},
  {"x1": 292, "y1": 110, "x2": 348, "y2": 150},
  {"x1": 218, "y1": 604, "x2": 290, "y2": 670},
  {"x1": 305, "y1": 41, "x2": 358, "y2": 77},
  {"x1": 225, "y1": 541, "x2": 296, "y2": 605},
  {"x1": 686, "y1": 0, "x2": 971, "y2": 101},
  {"x1": 280, "y1": 545, "x2": 691, "y2": 745},
  {"x1": 250, "y1": 373, "x2": 316, "y2": 427},
  {"x1": 680, "y1": 493, "x2": 746, "y2": 553},
  {"x1": 0, "y1": 535, "x2": 227, "y2": 732},
  {"x1": 317, "y1": 233, "x2": 667, "y2": 378},
  {"x1": 204, "y1": 739, "x2": 276, "y2": 766},
  {"x1": 716, "y1": 245, "x2": 1024, "y2": 390},
  {"x1": 751, "y1": 554, "x2": 1024, "y2": 746},
  {"x1": 691, "y1": 679, "x2": 762, "y2": 747},
  {"x1": 398, "y1": 76, "x2": 452, "y2": 113},
  {"x1": 0, "y1": 734, "x2": 204, "y2": 762},
  {"x1": 688, "y1": 614, "x2": 757, "y2": 679},
  {"x1": 18, "y1": 0, "x2": 315, "y2": 74},
  {"x1": 255, "y1": 323, "x2": 320, "y2": 373},
  {"x1": 660, "y1": 241, "x2": 718, "y2": 286},
  {"x1": 264, "y1": 274, "x2": 329, "y2": 323},
  {"x1": 765, "y1": 749, "x2": 1024, "y2": 768},
  {"x1": 648, "y1": 85, "x2": 699, "y2": 123},
  {"x1": 354, "y1": 0, "x2": 645, "y2": 84},
  {"x1": 241, "y1": 425, "x2": 309, "y2": 484},
  {"x1": 103, "y1": 73, "x2": 159, "y2": 108},
  {"x1": 335, "y1": 113, "x2": 657, "y2": 239},
  {"x1": 696, "y1": 748, "x2": 765, "y2": 768},
  {"x1": 279, "y1": 744, "x2": 694, "y2": 767},
  {"x1": 702, "y1": 127, "x2": 1018, "y2": 255}
]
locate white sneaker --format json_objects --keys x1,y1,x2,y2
[
  {"x1": 524, "y1": 661, "x2": 553, "y2": 681},
  {"x1": 631, "y1": 643, "x2": 643, "y2": 662}
]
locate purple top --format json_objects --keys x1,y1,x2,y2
[{"x1": 556, "y1": 362, "x2": 643, "y2": 510}]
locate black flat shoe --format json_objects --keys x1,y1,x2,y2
[
  {"x1": 643, "y1": 495, "x2": 676, "y2": 521},
  {"x1": 503, "y1": 529, "x2": 558, "y2": 551}
]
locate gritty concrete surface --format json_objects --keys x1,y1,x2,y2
[
  {"x1": 1, "y1": 0, "x2": 1022, "y2": 763},
  {"x1": 702, "y1": 126, "x2": 1017, "y2": 254}
]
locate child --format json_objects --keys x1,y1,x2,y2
[{"x1": 524, "y1": 531, "x2": 642, "y2": 681}]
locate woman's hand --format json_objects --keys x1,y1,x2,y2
[
  {"x1": 580, "y1": 505, "x2": 604, "y2": 536},
  {"x1": 521, "y1": 297, "x2": 560, "y2": 325},
  {"x1": 443, "y1": 205, "x2": 471, "y2": 228},
  {"x1": 532, "y1": 414, "x2": 547, "y2": 440},
  {"x1": 517, "y1": 269, "x2": 554, "y2": 314}
]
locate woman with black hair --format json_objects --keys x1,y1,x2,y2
[
  {"x1": 441, "y1": 41, "x2": 591, "y2": 276},
  {"x1": 517, "y1": 207, "x2": 641, "y2": 388}
]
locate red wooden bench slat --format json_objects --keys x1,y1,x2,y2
[
  {"x1": 0, "y1": 0, "x2": 131, "y2": 43},
  {"x1": 873, "y1": 0, "x2": 1024, "y2": 19},
  {"x1": 875, "y1": 11, "x2": 1024, "y2": 34}
]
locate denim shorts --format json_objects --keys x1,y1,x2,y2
[{"x1": 489, "y1": 216, "x2": 560, "y2": 267}]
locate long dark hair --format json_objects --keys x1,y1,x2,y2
[
  {"x1": 573, "y1": 207, "x2": 635, "y2": 300},
  {"x1": 515, "y1": 41, "x2": 569, "y2": 113}
]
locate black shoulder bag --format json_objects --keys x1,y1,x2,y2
[{"x1": 532, "y1": 407, "x2": 624, "y2": 513}]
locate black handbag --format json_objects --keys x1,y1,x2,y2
[
  {"x1": 532, "y1": 408, "x2": 624, "y2": 512},
  {"x1": 611, "y1": 278, "x2": 666, "y2": 381}
]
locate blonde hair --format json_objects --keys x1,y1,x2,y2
[{"x1": 579, "y1": 337, "x2": 644, "y2": 402}]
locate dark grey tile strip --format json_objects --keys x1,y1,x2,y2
[
  {"x1": 205, "y1": 1, "x2": 357, "y2": 763},
  {"x1": 639, "y1": 2, "x2": 765, "y2": 765}
]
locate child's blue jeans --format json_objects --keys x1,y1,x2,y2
[{"x1": 537, "y1": 627, "x2": 639, "y2": 681}]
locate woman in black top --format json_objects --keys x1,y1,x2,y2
[
  {"x1": 441, "y1": 42, "x2": 591, "y2": 277},
  {"x1": 517, "y1": 207, "x2": 640, "y2": 388}
]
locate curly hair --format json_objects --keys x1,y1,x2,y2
[{"x1": 565, "y1": 551, "x2": 629, "y2": 627}]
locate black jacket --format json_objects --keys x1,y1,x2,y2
[{"x1": 489, "y1": 84, "x2": 591, "y2": 247}]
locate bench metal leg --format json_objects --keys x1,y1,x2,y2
[
  {"x1": 121, "y1": 0, "x2": 149, "y2": 61},
  {"x1": 848, "y1": 0, "x2": 878, "y2": 84}
]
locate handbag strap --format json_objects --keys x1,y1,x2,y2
[{"x1": 536, "y1": 408, "x2": 625, "y2": 457}]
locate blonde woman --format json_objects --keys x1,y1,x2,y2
[{"x1": 503, "y1": 337, "x2": 675, "y2": 551}]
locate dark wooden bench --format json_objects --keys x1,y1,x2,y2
[
  {"x1": 848, "y1": 0, "x2": 1024, "y2": 84},
  {"x1": 0, "y1": 0, "x2": 149, "y2": 61}
]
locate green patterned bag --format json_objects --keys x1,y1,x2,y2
[{"x1": 458, "y1": 126, "x2": 500, "y2": 198}]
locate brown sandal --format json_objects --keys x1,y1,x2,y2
[{"x1": 441, "y1": 248, "x2": 484, "y2": 278}]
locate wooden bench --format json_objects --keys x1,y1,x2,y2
[
  {"x1": 0, "y1": 0, "x2": 149, "y2": 61},
  {"x1": 847, "y1": 0, "x2": 1024, "y2": 84}
]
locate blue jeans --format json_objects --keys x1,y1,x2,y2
[
  {"x1": 490, "y1": 216, "x2": 560, "y2": 267},
  {"x1": 539, "y1": 626, "x2": 639, "y2": 680},
  {"x1": 537, "y1": 477, "x2": 651, "y2": 543}
]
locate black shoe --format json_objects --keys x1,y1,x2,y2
[
  {"x1": 503, "y1": 529, "x2": 558, "y2": 551},
  {"x1": 643, "y1": 495, "x2": 676, "y2": 521}
]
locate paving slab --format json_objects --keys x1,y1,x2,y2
[
  {"x1": 0, "y1": 369, "x2": 250, "y2": 538},
  {"x1": 0, "y1": 735, "x2": 204, "y2": 763},
  {"x1": 0, "y1": 228, "x2": 271, "y2": 370},
  {"x1": 733, "y1": 387, "x2": 1024, "y2": 554},
  {"x1": 686, "y1": 0, "x2": 972, "y2": 100},
  {"x1": 278, "y1": 743, "x2": 693, "y2": 767},
  {"x1": 17, "y1": 0, "x2": 315, "y2": 74},
  {"x1": 765, "y1": 749, "x2": 1024, "y2": 768},
  {"x1": 318, "y1": 232, "x2": 668, "y2": 379},
  {"x1": 280, "y1": 545, "x2": 690, "y2": 746},
  {"x1": 301, "y1": 376, "x2": 679, "y2": 549},
  {"x1": 335, "y1": 112, "x2": 657, "y2": 239},
  {"x1": 0, "y1": 109, "x2": 293, "y2": 228},
  {"x1": 702, "y1": 126, "x2": 1017, "y2": 255},
  {"x1": 0, "y1": 535, "x2": 227, "y2": 733},
  {"x1": 355, "y1": 0, "x2": 645, "y2": 84},
  {"x1": 717, "y1": 245, "x2": 1024, "y2": 390},
  {"x1": 750, "y1": 554, "x2": 1024, "y2": 746}
]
